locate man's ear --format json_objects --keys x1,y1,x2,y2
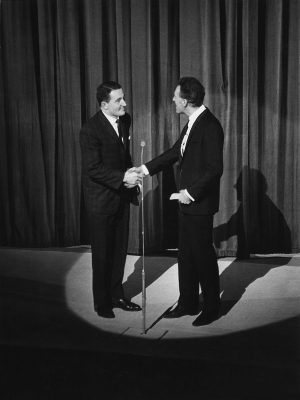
[{"x1": 101, "y1": 101, "x2": 108, "y2": 109}]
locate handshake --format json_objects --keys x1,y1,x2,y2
[
  {"x1": 123, "y1": 166, "x2": 146, "y2": 188},
  {"x1": 123, "y1": 166, "x2": 192, "y2": 205}
]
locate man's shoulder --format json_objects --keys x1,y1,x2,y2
[
  {"x1": 80, "y1": 111, "x2": 131, "y2": 136},
  {"x1": 198, "y1": 109, "x2": 223, "y2": 130},
  {"x1": 200, "y1": 108, "x2": 217, "y2": 121},
  {"x1": 85, "y1": 111, "x2": 131, "y2": 127},
  {"x1": 81, "y1": 111, "x2": 101, "y2": 130}
]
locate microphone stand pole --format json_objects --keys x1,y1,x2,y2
[{"x1": 140, "y1": 141, "x2": 146, "y2": 334}]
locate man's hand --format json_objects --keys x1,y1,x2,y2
[
  {"x1": 135, "y1": 166, "x2": 147, "y2": 177},
  {"x1": 178, "y1": 190, "x2": 192, "y2": 204},
  {"x1": 123, "y1": 168, "x2": 142, "y2": 188}
]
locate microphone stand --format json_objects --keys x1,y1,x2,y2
[{"x1": 140, "y1": 141, "x2": 146, "y2": 334}]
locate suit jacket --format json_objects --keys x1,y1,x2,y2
[
  {"x1": 80, "y1": 110, "x2": 138, "y2": 215},
  {"x1": 145, "y1": 108, "x2": 224, "y2": 215}
]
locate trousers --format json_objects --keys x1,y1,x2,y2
[{"x1": 178, "y1": 212, "x2": 220, "y2": 311}]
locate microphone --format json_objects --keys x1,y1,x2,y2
[
  {"x1": 139, "y1": 139, "x2": 146, "y2": 333},
  {"x1": 140, "y1": 140, "x2": 146, "y2": 166}
]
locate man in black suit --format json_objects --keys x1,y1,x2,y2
[
  {"x1": 80, "y1": 81, "x2": 142, "y2": 318},
  {"x1": 138, "y1": 77, "x2": 224, "y2": 326}
]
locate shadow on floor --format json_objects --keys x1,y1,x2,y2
[
  {"x1": 219, "y1": 256, "x2": 292, "y2": 316},
  {"x1": 123, "y1": 255, "x2": 178, "y2": 299}
]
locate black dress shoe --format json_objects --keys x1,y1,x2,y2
[
  {"x1": 164, "y1": 305, "x2": 198, "y2": 319},
  {"x1": 95, "y1": 306, "x2": 115, "y2": 319},
  {"x1": 192, "y1": 310, "x2": 219, "y2": 326},
  {"x1": 112, "y1": 298, "x2": 142, "y2": 311}
]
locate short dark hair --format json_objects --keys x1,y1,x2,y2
[
  {"x1": 96, "y1": 81, "x2": 122, "y2": 105},
  {"x1": 178, "y1": 77, "x2": 205, "y2": 107}
]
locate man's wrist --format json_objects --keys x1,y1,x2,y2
[{"x1": 141, "y1": 165, "x2": 149, "y2": 176}]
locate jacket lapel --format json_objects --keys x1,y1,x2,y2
[
  {"x1": 97, "y1": 111, "x2": 123, "y2": 146},
  {"x1": 182, "y1": 108, "x2": 208, "y2": 158},
  {"x1": 179, "y1": 123, "x2": 188, "y2": 163},
  {"x1": 118, "y1": 119, "x2": 127, "y2": 151}
]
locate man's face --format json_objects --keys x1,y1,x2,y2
[
  {"x1": 102, "y1": 88, "x2": 126, "y2": 118},
  {"x1": 173, "y1": 85, "x2": 186, "y2": 114}
]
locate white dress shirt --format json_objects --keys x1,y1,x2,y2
[
  {"x1": 102, "y1": 111, "x2": 122, "y2": 141},
  {"x1": 180, "y1": 105, "x2": 206, "y2": 155}
]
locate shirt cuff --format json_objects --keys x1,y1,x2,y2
[
  {"x1": 184, "y1": 189, "x2": 195, "y2": 201},
  {"x1": 141, "y1": 165, "x2": 149, "y2": 176}
]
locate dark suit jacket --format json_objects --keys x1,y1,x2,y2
[
  {"x1": 145, "y1": 108, "x2": 224, "y2": 215},
  {"x1": 80, "y1": 110, "x2": 138, "y2": 215}
]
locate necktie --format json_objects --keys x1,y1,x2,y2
[{"x1": 115, "y1": 119, "x2": 124, "y2": 146}]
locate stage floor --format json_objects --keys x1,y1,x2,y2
[{"x1": 0, "y1": 247, "x2": 299, "y2": 398}]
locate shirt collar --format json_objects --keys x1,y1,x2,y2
[
  {"x1": 101, "y1": 110, "x2": 118, "y2": 126},
  {"x1": 188, "y1": 104, "x2": 206, "y2": 126}
]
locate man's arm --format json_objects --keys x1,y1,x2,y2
[
  {"x1": 185, "y1": 124, "x2": 224, "y2": 200},
  {"x1": 135, "y1": 134, "x2": 183, "y2": 178},
  {"x1": 145, "y1": 144, "x2": 180, "y2": 176},
  {"x1": 135, "y1": 136, "x2": 189, "y2": 203}
]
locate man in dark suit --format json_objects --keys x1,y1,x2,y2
[
  {"x1": 80, "y1": 81, "x2": 142, "y2": 318},
  {"x1": 138, "y1": 77, "x2": 224, "y2": 326}
]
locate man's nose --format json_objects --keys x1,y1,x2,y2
[{"x1": 121, "y1": 99, "x2": 126, "y2": 106}]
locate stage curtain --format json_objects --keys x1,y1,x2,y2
[{"x1": 1, "y1": 0, "x2": 299, "y2": 255}]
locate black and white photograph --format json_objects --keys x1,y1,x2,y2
[{"x1": 0, "y1": 0, "x2": 299, "y2": 399}]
